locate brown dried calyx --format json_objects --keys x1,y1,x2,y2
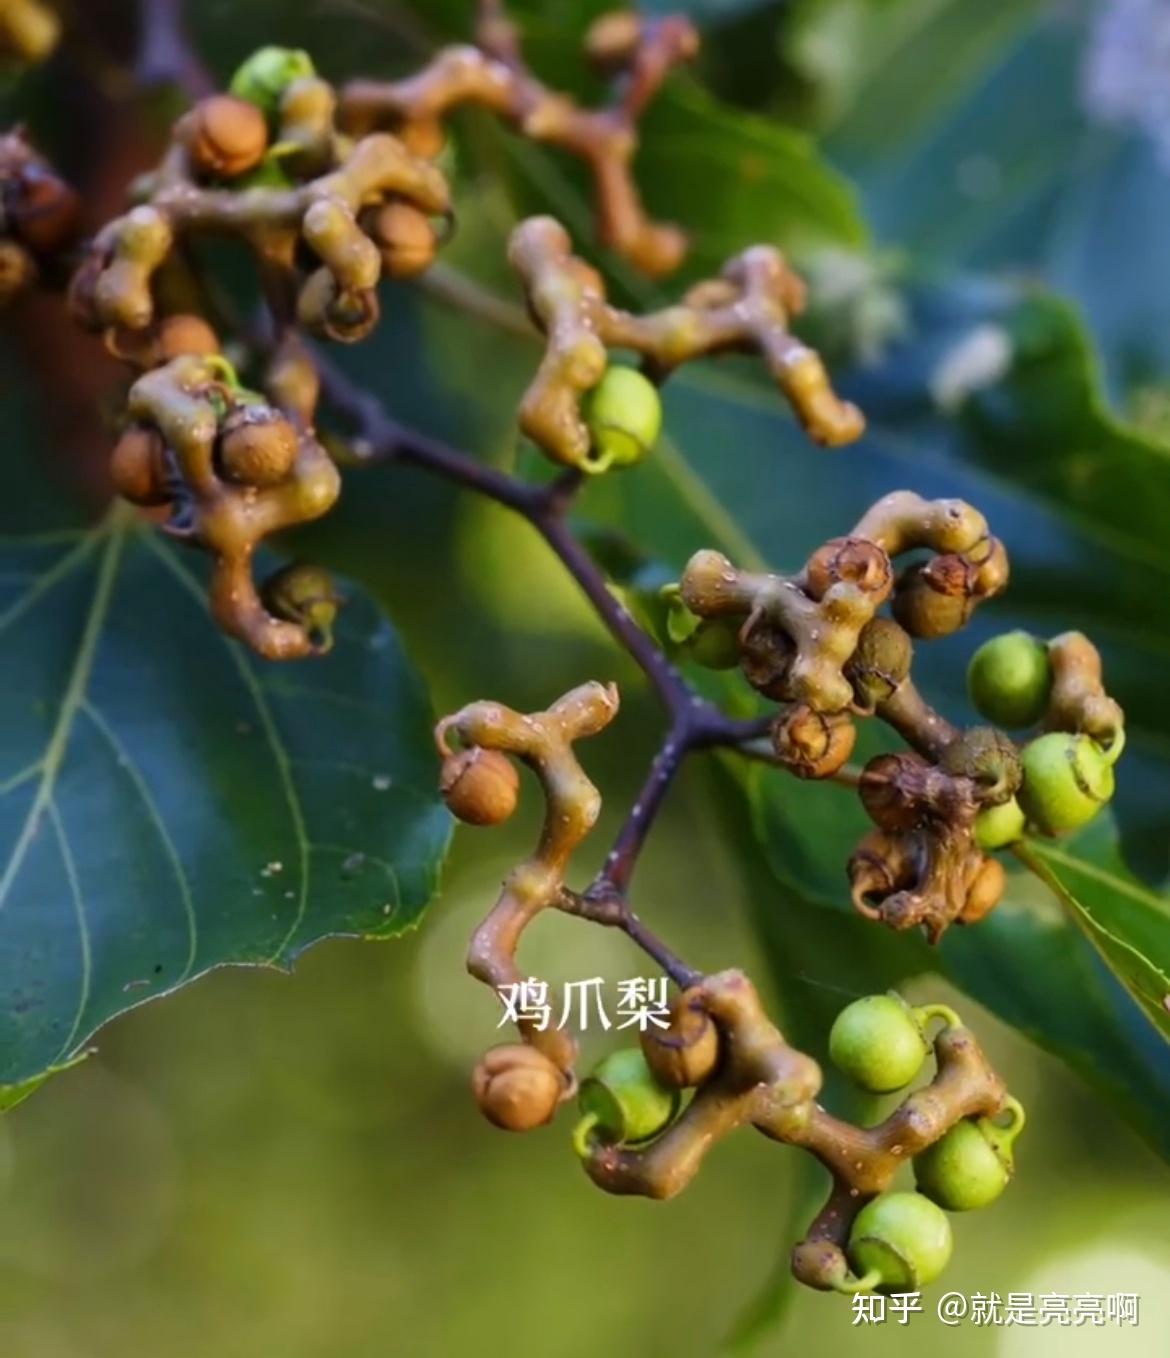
[
  {"x1": 640, "y1": 986, "x2": 721, "y2": 1088},
  {"x1": 850, "y1": 744, "x2": 1012, "y2": 941},
  {"x1": 112, "y1": 352, "x2": 341, "y2": 660},
  {"x1": 69, "y1": 76, "x2": 450, "y2": 347},
  {"x1": 772, "y1": 705, "x2": 856, "y2": 780},
  {"x1": 0, "y1": 130, "x2": 81, "y2": 304},
  {"x1": 434, "y1": 682, "x2": 621, "y2": 1101},
  {"x1": 509, "y1": 214, "x2": 863, "y2": 472},
  {"x1": 339, "y1": 6, "x2": 698, "y2": 275}
]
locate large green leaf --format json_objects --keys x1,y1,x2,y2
[{"x1": 0, "y1": 510, "x2": 450, "y2": 1098}]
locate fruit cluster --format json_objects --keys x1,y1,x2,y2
[
  {"x1": 436, "y1": 682, "x2": 1023, "y2": 1295},
  {"x1": 69, "y1": 46, "x2": 451, "y2": 347},
  {"x1": 669, "y1": 491, "x2": 1123, "y2": 940},
  {"x1": 112, "y1": 343, "x2": 341, "y2": 658},
  {"x1": 509, "y1": 215, "x2": 864, "y2": 472},
  {"x1": 0, "y1": 130, "x2": 80, "y2": 306},
  {"x1": 12, "y1": 15, "x2": 873, "y2": 655},
  {"x1": 338, "y1": 7, "x2": 699, "y2": 276},
  {"x1": 966, "y1": 630, "x2": 1125, "y2": 838}
]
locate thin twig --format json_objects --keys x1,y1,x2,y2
[{"x1": 559, "y1": 885, "x2": 699, "y2": 989}]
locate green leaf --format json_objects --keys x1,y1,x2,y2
[
  {"x1": 0, "y1": 510, "x2": 451, "y2": 1092},
  {"x1": 635, "y1": 80, "x2": 869, "y2": 268},
  {"x1": 822, "y1": 5, "x2": 1170, "y2": 383},
  {"x1": 1019, "y1": 828, "x2": 1170, "y2": 1043}
]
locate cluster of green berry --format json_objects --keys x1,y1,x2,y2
[
  {"x1": 551, "y1": 985, "x2": 1021, "y2": 1296},
  {"x1": 827, "y1": 994, "x2": 1025, "y2": 1291},
  {"x1": 968, "y1": 630, "x2": 1124, "y2": 845}
]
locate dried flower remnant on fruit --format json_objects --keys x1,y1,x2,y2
[
  {"x1": 114, "y1": 353, "x2": 341, "y2": 659},
  {"x1": 69, "y1": 49, "x2": 451, "y2": 347},
  {"x1": 339, "y1": 8, "x2": 699, "y2": 274},
  {"x1": 261, "y1": 563, "x2": 342, "y2": 653},
  {"x1": 508, "y1": 215, "x2": 864, "y2": 471},
  {"x1": 435, "y1": 681, "x2": 620, "y2": 1090}
]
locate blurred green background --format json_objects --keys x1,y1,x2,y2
[{"x1": 4, "y1": 0, "x2": 1170, "y2": 1354}]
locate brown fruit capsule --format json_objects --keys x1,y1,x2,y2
[
  {"x1": 804, "y1": 536, "x2": 892, "y2": 604},
  {"x1": 472, "y1": 1044, "x2": 564, "y2": 1132},
  {"x1": 859, "y1": 752, "x2": 928, "y2": 831},
  {"x1": 217, "y1": 407, "x2": 299, "y2": 486},
  {"x1": 772, "y1": 705, "x2": 856, "y2": 779},
  {"x1": 154, "y1": 313, "x2": 220, "y2": 361},
  {"x1": 297, "y1": 267, "x2": 379, "y2": 343},
  {"x1": 368, "y1": 201, "x2": 437, "y2": 279},
  {"x1": 739, "y1": 620, "x2": 794, "y2": 700},
  {"x1": 182, "y1": 95, "x2": 269, "y2": 179},
  {"x1": 892, "y1": 558, "x2": 974, "y2": 639},
  {"x1": 845, "y1": 617, "x2": 913, "y2": 711},
  {"x1": 640, "y1": 988, "x2": 720, "y2": 1088},
  {"x1": 441, "y1": 748, "x2": 519, "y2": 826},
  {"x1": 6, "y1": 163, "x2": 80, "y2": 254},
  {"x1": 110, "y1": 425, "x2": 170, "y2": 506},
  {"x1": 960, "y1": 856, "x2": 1006, "y2": 925}
]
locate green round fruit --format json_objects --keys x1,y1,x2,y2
[
  {"x1": 229, "y1": 46, "x2": 316, "y2": 121},
  {"x1": 682, "y1": 618, "x2": 742, "y2": 670},
  {"x1": 572, "y1": 1048, "x2": 679, "y2": 1156},
  {"x1": 967, "y1": 631, "x2": 1052, "y2": 729},
  {"x1": 1018, "y1": 732, "x2": 1115, "y2": 836},
  {"x1": 828, "y1": 994, "x2": 929, "y2": 1094},
  {"x1": 582, "y1": 366, "x2": 662, "y2": 471},
  {"x1": 975, "y1": 797, "x2": 1026, "y2": 850},
  {"x1": 916, "y1": 1122, "x2": 1004, "y2": 1210},
  {"x1": 848, "y1": 1192, "x2": 953, "y2": 1291}
]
